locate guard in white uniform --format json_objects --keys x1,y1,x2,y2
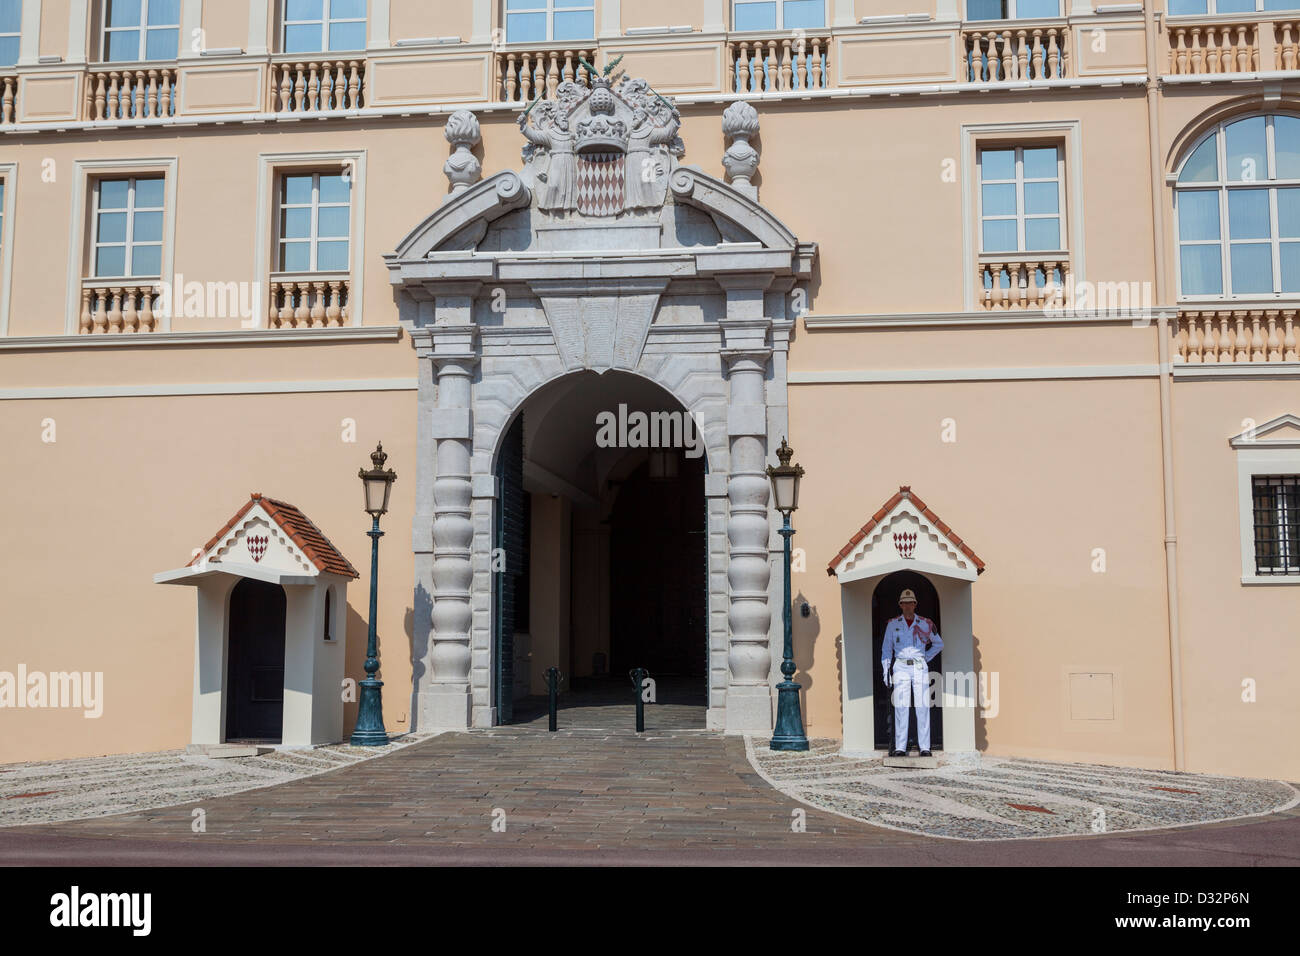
[{"x1": 880, "y1": 588, "x2": 943, "y2": 756}]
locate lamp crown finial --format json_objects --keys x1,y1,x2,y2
[
  {"x1": 370, "y1": 442, "x2": 388, "y2": 469},
  {"x1": 776, "y1": 437, "x2": 793, "y2": 467}
]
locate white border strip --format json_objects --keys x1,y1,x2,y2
[
  {"x1": 0, "y1": 326, "x2": 401, "y2": 350},
  {"x1": 0, "y1": 161, "x2": 16, "y2": 336},
  {"x1": 0, "y1": 378, "x2": 419, "y2": 400},
  {"x1": 1174, "y1": 363, "x2": 1300, "y2": 380},
  {"x1": 789, "y1": 365, "x2": 1161, "y2": 384}
]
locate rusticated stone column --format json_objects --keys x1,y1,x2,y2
[
  {"x1": 420, "y1": 296, "x2": 480, "y2": 731},
  {"x1": 719, "y1": 276, "x2": 775, "y2": 734}
]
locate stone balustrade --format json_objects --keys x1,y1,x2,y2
[
  {"x1": 1174, "y1": 308, "x2": 1299, "y2": 363},
  {"x1": 79, "y1": 281, "x2": 164, "y2": 333},
  {"x1": 1167, "y1": 21, "x2": 1259, "y2": 74},
  {"x1": 962, "y1": 25, "x2": 1070, "y2": 82},
  {"x1": 271, "y1": 60, "x2": 366, "y2": 113},
  {"x1": 267, "y1": 274, "x2": 351, "y2": 328},
  {"x1": 84, "y1": 66, "x2": 178, "y2": 121},
  {"x1": 1274, "y1": 20, "x2": 1300, "y2": 70},
  {"x1": 0, "y1": 74, "x2": 16, "y2": 124},
  {"x1": 728, "y1": 34, "x2": 832, "y2": 93},
  {"x1": 977, "y1": 256, "x2": 1069, "y2": 310},
  {"x1": 494, "y1": 47, "x2": 596, "y2": 102}
]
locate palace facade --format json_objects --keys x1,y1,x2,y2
[{"x1": 0, "y1": 0, "x2": 1297, "y2": 781}]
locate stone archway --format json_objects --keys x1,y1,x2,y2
[{"x1": 386, "y1": 78, "x2": 817, "y2": 736}]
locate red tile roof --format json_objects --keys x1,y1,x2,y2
[
  {"x1": 826, "y1": 486, "x2": 986, "y2": 576},
  {"x1": 188, "y1": 493, "x2": 359, "y2": 578}
]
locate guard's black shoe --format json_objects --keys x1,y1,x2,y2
[
  {"x1": 887, "y1": 749, "x2": 905, "y2": 757},
  {"x1": 919, "y1": 750, "x2": 933, "y2": 757}
]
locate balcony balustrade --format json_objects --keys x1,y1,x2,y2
[
  {"x1": 79, "y1": 281, "x2": 163, "y2": 333},
  {"x1": 727, "y1": 33, "x2": 832, "y2": 93},
  {"x1": 977, "y1": 256, "x2": 1070, "y2": 310},
  {"x1": 271, "y1": 59, "x2": 366, "y2": 113},
  {"x1": 0, "y1": 74, "x2": 16, "y2": 123},
  {"x1": 84, "y1": 66, "x2": 178, "y2": 121},
  {"x1": 494, "y1": 47, "x2": 597, "y2": 103},
  {"x1": 962, "y1": 24, "x2": 1071, "y2": 82},
  {"x1": 1174, "y1": 308, "x2": 1299, "y2": 362},
  {"x1": 267, "y1": 274, "x2": 351, "y2": 328}
]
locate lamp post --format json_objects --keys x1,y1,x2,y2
[
  {"x1": 767, "y1": 437, "x2": 809, "y2": 752},
  {"x1": 351, "y1": 442, "x2": 396, "y2": 746}
]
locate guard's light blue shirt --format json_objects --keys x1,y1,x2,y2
[{"x1": 881, "y1": 614, "x2": 943, "y2": 668}]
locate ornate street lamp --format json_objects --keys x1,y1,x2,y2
[
  {"x1": 351, "y1": 442, "x2": 396, "y2": 746},
  {"x1": 767, "y1": 438, "x2": 809, "y2": 752}
]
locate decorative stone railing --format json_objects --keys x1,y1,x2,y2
[
  {"x1": 1166, "y1": 20, "x2": 1260, "y2": 74},
  {"x1": 728, "y1": 33, "x2": 832, "y2": 93},
  {"x1": 271, "y1": 59, "x2": 366, "y2": 113},
  {"x1": 84, "y1": 65, "x2": 178, "y2": 120},
  {"x1": 977, "y1": 256, "x2": 1069, "y2": 310},
  {"x1": 962, "y1": 24, "x2": 1070, "y2": 82},
  {"x1": 1273, "y1": 20, "x2": 1300, "y2": 69},
  {"x1": 1174, "y1": 308, "x2": 1299, "y2": 363},
  {"x1": 79, "y1": 281, "x2": 164, "y2": 333},
  {"x1": 267, "y1": 273, "x2": 351, "y2": 328},
  {"x1": 494, "y1": 47, "x2": 597, "y2": 102},
  {"x1": 0, "y1": 74, "x2": 16, "y2": 124}
]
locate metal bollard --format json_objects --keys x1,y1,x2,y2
[
  {"x1": 545, "y1": 666, "x2": 560, "y2": 732},
  {"x1": 629, "y1": 666, "x2": 648, "y2": 733}
]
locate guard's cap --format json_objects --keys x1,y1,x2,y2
[{"x1": 899, "y1": 589, "x2": 918, "y2": 603}]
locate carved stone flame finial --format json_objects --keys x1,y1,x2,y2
[
  {"x1": 443, "y1": 109, "x2": 482, "y2": 198},
  {"x1": 722, "y1": 100, "x2": 760, "y2": 200}
]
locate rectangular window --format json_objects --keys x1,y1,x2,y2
[
  {"x1": 103, "y1": 0, "x2": 180, "y2": 62},
  {"x1": 92, "y1": 177, "x2": 165, "y2": 278},
  {"x1": 979, "y1": 145, "x2": 1064, "y2": 253},
  {"x1": 283, "y1": 0, "x2": 367, "y2": 54},
  {"x1": 1169, "y1": 0, "x2": 1300, "y2": 14},
  {"x1": 734, "y1": 0, "x2": 825, "y2": 31},
  {"x1": 505, "y1": 0, "x2": 595, "y2": 43},
  {"x1": 0, "y1": 0, "x2": 20, "y2": 67},
  {"x1": 276, "y1": 171, "x2": 352, "y2": 273},
  {"x1": 968, "y1": 0, "x2": 1061, "y2": 19},
  {"x1": 1252, "y1": 475, "x2": 1300, "y2": 574}
]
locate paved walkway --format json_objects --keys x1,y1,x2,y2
[{"x1": 3, "y1": 728, "x2": 1299, "y2": 864}]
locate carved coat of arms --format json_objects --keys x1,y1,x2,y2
[{"x1": 517, "y1": 73, "x2": 682, "y2": 218}]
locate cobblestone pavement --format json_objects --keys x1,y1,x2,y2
[
  {"x1": 748, "y1": 739, "x2": 1300, "y2": 841},
  {"x1": 0, "y1": 735, "x2": 436, "y2": 829}
]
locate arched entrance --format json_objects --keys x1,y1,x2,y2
[
  {"x1": 225, "y1": 577, "x2": 287, "y2": 743},
  {"x1": 872, "y1": 570, "x2": 943, "y2": 752},
  {"x1": 491, "y1": 370, "x2": 710, "y2": 727}
]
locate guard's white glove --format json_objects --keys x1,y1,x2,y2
[{"x1": 882, "y1": 667, "x2": 892, "y2": 688}]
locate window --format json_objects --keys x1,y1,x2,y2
[
  {"x1": 968, "y1": 0, "x2": 1060, "y2": 19},
  {"x1": 733, "y1": 0, "x2": 825, "y2": 31},
  {"x1": 92, "y1": 177, "x2": 164, "y2": 278},
  {"x1": 323, "y1": 587, "x2": 334, "y2": 640},
  {"x1": 1252, "y1": 475, "x2": 1300, "y2": 574},
  {"x1": 282, "y1": 0, "x2": 366, "y2": 55},
  {"x1": 979, "y1": 146, "x2": 1064, "y2": 253},
  {"x1": 0, "y1": 0, "x2": 19, "y2": 67},
  {"x1": 505, "y1": 0, "x2": 594, "y2": 43},
  {"x1": 102, "y1": 0, "x2": 180, "y2": 62},
  {"x1": 1175, "y1": 114, "x2": 1300, "y2": 298},
  {"x1": 1169, "y1": 0, "x2": 1300, "y2": 14},
  {"x1": 276, "y1": 172, "x2": 351, "y2": 273}
]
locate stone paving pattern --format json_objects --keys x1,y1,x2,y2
[{"x1": 749, "y1": 738, "x2": 1300, "y2": 841}]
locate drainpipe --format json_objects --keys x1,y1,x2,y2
[{"x1": 1144, "y1": 3, "x2": 1186, "y2": 772}]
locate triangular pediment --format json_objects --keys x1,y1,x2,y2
[
  {"x1": 185, "y1": 494, "x2": 358, "y2": 578},
  {"x1": 828, "y1": 487, "x2": 986, "y2": 582},
  {"x1": 1230, "y1": 413, "x2": 1300, "y2": 447}
]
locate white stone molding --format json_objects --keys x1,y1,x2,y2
[
  {"x1": 67, "y1": 0, "x2": 89, "y2": 64},
  {"x1": 1230, "y1": 414, "x2": 1300, "y2": 585},
  {"x1": 179, "y1": 0, "x2": 202, "y2": 58},
  {"x1": 0, "y1": 161, "x2": 16, "y2": 336},
  {"x1": 18, "y1": 0, "x2": 40, "y2": 66},
  {"x1": 368, "y1": 0, "x2": 391, "y2": 50},
  {"x1": 247, "y1": 0, "x2": 270, "y2": 56}
]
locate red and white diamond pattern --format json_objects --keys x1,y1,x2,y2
[
  {"x1": 248, "y1": 534, "x2": 269, "y2": 563},
  {"x1": 576, "y1": 152, "x2": 626, "y2": 217},
  {"x1": 893, "y1": 531, "x2": 917, "y2": 559}
]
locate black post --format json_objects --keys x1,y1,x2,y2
[
  {"x1": 546, "y1": 666, "x2": 559, "y2": 732},
  {"x1": 630, "y1": 667, "x2": 648, "y2": 733}
]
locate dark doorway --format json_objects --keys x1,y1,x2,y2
[
  {"x1": 225, "y1": 577, "x2": 287, "y2": 743},
  {"x1": 493, "y1": 413, "x2": 530, "y2": 726},
  {"x1": 872, "y1": 570, "x2": 943, "y2": 751},
  {"x1": 608, "y1": 453, "x2": 707, "y2": 693}
]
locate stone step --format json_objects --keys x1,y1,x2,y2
[
  {"x1": 882, "y1": 755, "x2": 940, "y2": 769},
  {"x1": 185, "y1": 744, "x2": 275, "y2": 759}
]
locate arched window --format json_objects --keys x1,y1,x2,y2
[
  {"x1": 322, "y1": 586, "x2": 334, "y2": 641},
  {"x1": 1175, "y1": 113, "x2": 1300, "y2": 297}
]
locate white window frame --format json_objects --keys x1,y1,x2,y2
[
  {"x1": 977, "y1": 144, "x2": 1067, "y2": 254},
  {"x1": 1168, "y1": 0, "x2": 1300, "y2": 15},
  {"x1": 0, "y1": 162, "x2": 16, "y2": 335},
  {"x1": 274, "y1": 170, "x2": 352, "y2": 274},
  {"x1": 100, "y1": 0, "x2": 181, "y2": 63},
  {"x1": 1231, "y1": 415, "x2": 1300, "y2": 584},
  {"x1": 281, "y1": 0, "x2": 368, "y2": 55},
  {"x1": 91, "y1": 175, "x2": 166, "y2": 279},
  {"x1": 1174, "y1": 114, "x2": 1300, "y2": 301},
  {"x1": 732, "y1": 0, "x2": 827, "y2": 31},
  {"x1": 504, "y1": 0, "x2": 596, "y2": 44},
  {"x1": 0, "y1": 0, "x2": 21, "y2": 68},
  {"x1": 255, "y1": 150, "x2": 367, "y2": 327},
  {"x1": 966, "y1": 0, "x2": 1063, "y2": 20}
]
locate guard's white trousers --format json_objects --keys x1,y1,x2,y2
[{"x1": 890, "y1": 659, "x2": 931, "y2": 753}]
